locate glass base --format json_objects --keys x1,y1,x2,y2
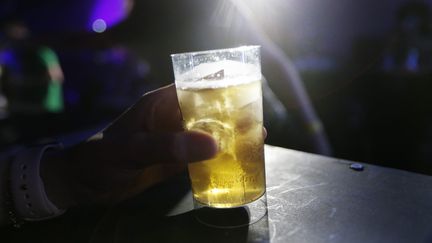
[{"x1": 193, "y1": 193, "x2": 267, "y2": 228}]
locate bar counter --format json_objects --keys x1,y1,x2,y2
[{"x1": 3, "y1": 145, "x2": 432, "y2": 243}]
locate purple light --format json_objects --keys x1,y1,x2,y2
[
  {"x1": 88, "y1": 0, "x2": 131, "y2": 31},
  {"x1": 0, "y1": 50, "x2": 19, "y2": 72},
  {"x1": 92, "y1": 19, "x2": 107, "y2": 33}
]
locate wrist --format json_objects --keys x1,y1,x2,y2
[
  {"x1": 40, "y1": 149, "x2": 76, "y2": 209},
  {"x1": 10, "y1": 144, "x2": 67, "y2": 221}
]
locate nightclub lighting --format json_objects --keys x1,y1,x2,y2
[
  {"x1": 88, "y1": 0, "x2": 133, "y2": 32},
  {"x1": 92, "y1": 18, "x2": 107, "y2": 33},
  {"x1": 228, "y1": 0, "x2": 332, "y2": 156}
]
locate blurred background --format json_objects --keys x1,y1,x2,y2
[{"x1": 1, "y1": 0, "x2": 432, "y2": 174}]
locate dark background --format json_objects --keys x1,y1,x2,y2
[{"x1": 1, "y1": 0, "x2": 432, "y2": 175}]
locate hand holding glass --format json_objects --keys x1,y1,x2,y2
[{"x1": 171, "y1": 46, "x2": 267, "y2": 227}]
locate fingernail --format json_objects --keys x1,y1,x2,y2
[{"x1": 174, "y1": 132, "x2": 218, "y2": 162}]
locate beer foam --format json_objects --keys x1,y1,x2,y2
[{"x1": 176, "y1": 60, "x2": 261, "y2": 89}]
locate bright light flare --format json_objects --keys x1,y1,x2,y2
[
  {"x1": 209, "y1": 0, "x2": 333, "y2": 155},
  {"x1": 211, "y1": 0, "x2": 287, "y2": 30}
]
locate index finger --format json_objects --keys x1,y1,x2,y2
[{"x1": 104, "y1": 84, "x2": 183, "y2": 136}]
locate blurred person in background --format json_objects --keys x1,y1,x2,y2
[{"x1": 0, "y1": 20, "x2": 64, "y2": 116}]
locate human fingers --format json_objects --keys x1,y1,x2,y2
[
  {"x1": 141, "y1": 84, "x2": 183, "y2": 132},
  {"x1": 104, "y1": 84, "x2": 183, "y2": 135},
  {"x1": 80, "y1": 131, "x2": 217, "y2": 169}
]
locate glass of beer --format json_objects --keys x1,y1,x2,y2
[{"x1": 171, "y1": 46, "x2": 267, "y2": 227}]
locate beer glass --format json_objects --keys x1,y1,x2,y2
[{"x1": 171, "y1": 46, "x2": 267, "y2": 227}]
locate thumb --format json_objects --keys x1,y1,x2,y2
[
  {"x1": 171, "y1": 131, "x2": 218, "y2": 163},
  {"x1": 84, "y1": 131, "x2": 218, "y2": 169}
]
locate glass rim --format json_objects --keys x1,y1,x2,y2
[{"x1": 170, "y1": 45, "x2": 260, "y2": 58}]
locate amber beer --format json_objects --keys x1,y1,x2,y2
[
  {"x1": 177, "y1": 77, "x2": 265, "y2": 208},
  {"x1": 172, "y1": 46, "x2": 266, "y2": 213}
]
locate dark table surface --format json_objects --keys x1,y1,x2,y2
[{"x1": 3, "y1": 145, "x2": 432, "y2": 243}]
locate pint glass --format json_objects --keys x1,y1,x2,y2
[{"x1": 171, "y1": 46, "x2": 267, "y2": 227}]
